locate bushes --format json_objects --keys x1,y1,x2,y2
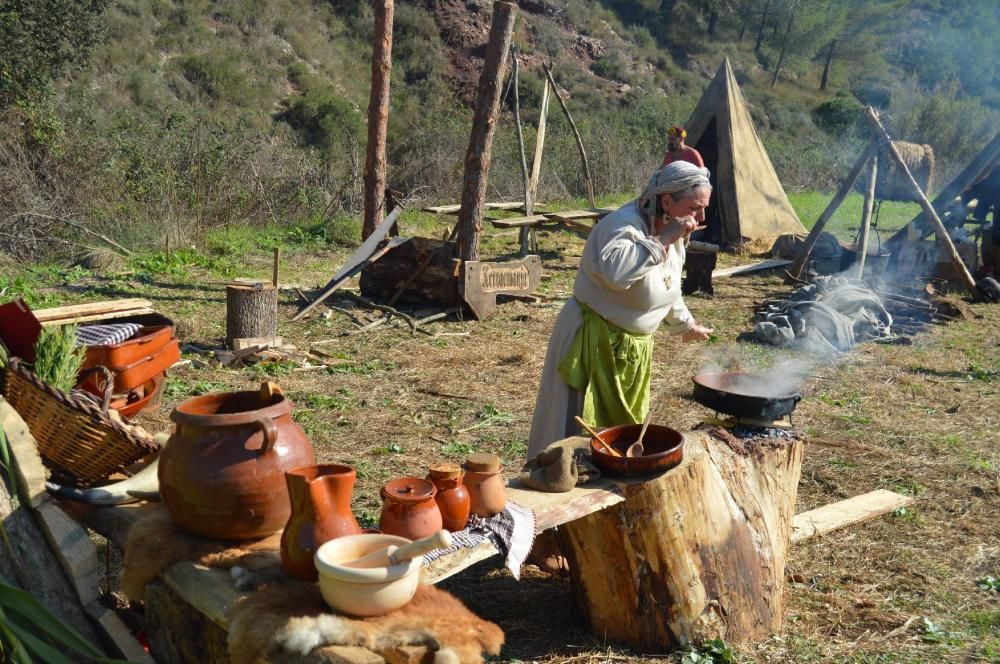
[
  {"x1": 279, "y1": 87, "x2": 363, "y2": 157},
  {"x1": 813, "y1": 95, "x2": 863, "y2": 134}
]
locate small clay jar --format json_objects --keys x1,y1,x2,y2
[
  {"x1": 379, "y1": 477, "x2": 443, "y2": 540},
  {"x1": 426, "y1": 463, "x2": 471, "y2": 532},
  {"x1": 463, "y1": 453, "x2": 506, "y2": 518}
]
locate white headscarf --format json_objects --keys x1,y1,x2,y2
[{"x1": 637, "y1": 161, "x2": 712, "y2": 221}]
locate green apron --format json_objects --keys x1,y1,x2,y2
[{"x1": 558, "y1": 301, "x2": 653, "y2": 428}]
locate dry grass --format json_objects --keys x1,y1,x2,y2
[{"x1": 31, "y1": 222, "x2": 1000, "y2": 663}]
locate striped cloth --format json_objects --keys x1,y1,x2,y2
[
  {"x1": 76, "y1": 323, "x2": 141, "y2": 347},
  {"x1": 423, "y1": 501, "x2": 536, "y2": 580}
]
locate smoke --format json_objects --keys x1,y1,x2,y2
[{"x1": 697, "y1": 345, "x2": 818, "y2": 397}]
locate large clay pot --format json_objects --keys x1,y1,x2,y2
[
  {"x1": 379, "y1": 477, "x2": 443, "y2": 540},
  {"x1": 159, "y1": 390, "x2": 315, "y2": 540},
  {"x1": 281, "y1": 464, "x2": 362, "y2": 581},
  {"x1": 427, "y1": 463, "x2": 470, "y2": 532},
  {"x1": 464, "y1": 453, "x2": 506, "y2": 518}
]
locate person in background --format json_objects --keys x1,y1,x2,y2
[{"x1": 661, "y1": 126, "x2": 704, "y2": 168}]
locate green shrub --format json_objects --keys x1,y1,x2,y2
[
  {"x1": 812, "y1": 96, "x2": 864, "y2": 135},
  {"x1": 279, "y1": 87, "x2": 363, "y2": 157}
]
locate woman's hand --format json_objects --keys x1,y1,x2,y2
[
  {"x1": 657, "y1": 215, "x2": 700, "y2": 246},
  {"x1": 681, "y1": 324, "x2": 713, "y2": 342}
]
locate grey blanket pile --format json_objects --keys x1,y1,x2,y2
[{"x1": 754, "y1": 276, "x2": 893, "y2": 353}]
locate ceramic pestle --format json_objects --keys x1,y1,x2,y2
[{"x1": 341, "y1": 530, "x2": 453, "y2": 569}]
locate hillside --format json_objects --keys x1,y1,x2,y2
[{"x1": 0, "y1": 0, "x2": 998, "y2": 260}]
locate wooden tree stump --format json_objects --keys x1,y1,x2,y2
[
  {"x1": 558, "y1": 428, "x2": 803, "y2": 652},
  {"x1": 226, "y1": 284, "x2": 278, "y2": 349}
]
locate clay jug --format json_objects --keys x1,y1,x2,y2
[
  {"x1": 427, "y1": 463, "x2": 471, "y2": 532},
  {"x1": 379, "y1": 477, "x2": 443, "y2": 540},
  {"x1": 159, "y1": 389, "x2": 314, "y2": 540},
  {"x1": 464, "y1": 453, "x2": 506, "y2": 518},
  {"x1": 281, "y1": 464, "x2": 362, "y2": 581}
]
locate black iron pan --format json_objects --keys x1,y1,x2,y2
[{"x1": 692, "y1": 371, "x2": 801, "y2": 420}]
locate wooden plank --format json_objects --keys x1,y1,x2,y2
[
  {"x1": 0, "y1": 396, "x2": 49, "y2": 507},
  {"x1": 488, "y1": 214, "x2": 550, "y2": 228},
  {"x1": 85, "y1": 601, "x2": 156, "y2": 663},
  {"x1": 32, "y1": 299, "x2": 153, "y2": 323},
  {"x1": 791, "y1": 489, "x2": 913, "y2": 542},
  {"x1": 232, "y1": 336, "x2": 283, "y2": 350},
  {"x1": 712, "y1": 258, "x2": 792, "y2": 278},
  {"x1": 58, "y1": 501, "x2": 152, "y2": 550},
  {"x1": 423, "y1": 201, "x2": 539, "y2": 214},
  {"x1": 544, "y1": 209, "x2": 601, "y2": 221},
  {"x1": 35, "y1": 501, "x2": 100, "y2": 605},
  {"x1": 423, "y1": 541, "x2": 499, "y2": 585},
  {"x1": 161, "y1": 561, "x2": 243, "y2": 629},
  {"x1": 39, "y1": 308, "x2": 156, "y2": 326}
]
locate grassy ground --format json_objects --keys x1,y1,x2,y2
[{"x1": 4, "y1": 198, "x2": 998, "y2": 663}]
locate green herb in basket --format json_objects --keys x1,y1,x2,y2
[
  {"x1": 0, "y1": 340, "x2": 8, "y2": 369},
  {"x1": 32, "y1": 324, "x2": 86, "y2": 393}
]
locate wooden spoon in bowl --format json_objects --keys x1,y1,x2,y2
[
  {"x1": 626, "y1": 411, "x2": 653, "y2": 458},
  {"x1": 574, "y1": 416, "x2": 622, "y2": 458},
  {"x1": 341, "y1": 530, "x2": 454, "y2": 569}
]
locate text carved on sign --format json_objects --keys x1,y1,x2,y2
[{"x1": 479, "y1": 264, "x2": 530, "y2": 292}]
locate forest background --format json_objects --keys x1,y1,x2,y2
[{"x1": 0, "y1": 0, "x2": 998, "y2": 265}]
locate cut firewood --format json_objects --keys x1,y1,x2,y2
[
  {"x1": 232, "y1": 336, "x2": 283, "y2": 350},
  {"x1": 791, "y1": 489, "x2": 913, "y2": 542}
]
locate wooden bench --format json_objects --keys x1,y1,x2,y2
[{"x1": 422, "y1": 201, "x2": 543, "y2": 215}]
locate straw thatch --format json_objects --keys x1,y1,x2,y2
[{"x1": 875, "y1": 141, "x2": 935, "y2": 202}]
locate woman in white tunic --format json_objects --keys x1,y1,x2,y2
[{"x1": 526, "y1": 161, "x2": 715, "y2": 459}]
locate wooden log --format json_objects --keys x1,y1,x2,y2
[
  {"x1": 225, "y1": 284, "x2": 278, "y2": 349},
  {"x1": 543, "y1": 64, "x2": 595, "y2": 208},
  {"x1": 855, "y1": 154, "x2": 878, "y2": 278},
  {"x1": 529, "y1": 79, "x2": 550, "y2": 205},
  {"x1": 789, "y1": 142, "x2": 874, "y2": 279},
  {"x1": 361, "y1": 0, "x2": 394, "y2": 240},
  {"x1": 864, "y1": 108, "x2": 979, "y2": 296},
  {"x1": 558, "y1": 429, "x2": 803, "y2": 651},
  {"x1": 456, "y1": 1, "x2": 518, "y2": 262}
]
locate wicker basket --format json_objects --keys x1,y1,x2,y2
[{"x1": 0, "y1": 358, "x2": 160, "y2": 486}]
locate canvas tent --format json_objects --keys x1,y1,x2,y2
[{"x1": 685, "y1": 58, "x2": 807, "y2": 247}]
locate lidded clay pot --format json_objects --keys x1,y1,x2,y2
[
  {"x1": 281, "y1": 464, "x2": 362, "y2": 582},
  {"x1": 379, "y1": 477, "x2": 443, "y2": 540},
  {"x1": 427, "y1": 463, "x2": 471, "y2": 532},
  {"x1": 159, "y1": 389, "x2": 314, "y2": 540},
  {"x1": 463, "y1": 453, "x2": 506, "y2": 518}
]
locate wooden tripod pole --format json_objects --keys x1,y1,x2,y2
[
  {"x1": 543, "y1": 63, "x2": 595, "y2": 208},
  {"x1": 510, "y1": 51, "x2": 533, "y2": 257},
  {"x1": 863, "y1": 107, "x2": 979, "y2": 296},
  {"x1": 855, "y1": 154, "x2": 878, "y2": 279},
  {"x1": 788, "y1": 141, "x2": 875, "y2": 279}
]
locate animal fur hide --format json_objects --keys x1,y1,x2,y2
[
  {"x1": 227, "y1": 581, "x2": 504, "y2": 664},
  {"x1": 121, "y1": 505, "x2": 281, "y2": 601}
]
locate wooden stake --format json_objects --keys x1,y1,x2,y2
[
  {"x1": 856, "y1": 154, "x2": 878, "y2": 279},
  {"x1": 529, "y1": 78, "x2": 550, "y2": 204},
  {"x1": 272, "y1": 247, "x2": 280, "y2": 288},
  {"x1": 511, "y1": 51, "x2": 533, "y2": 257},
  {"x1": 789, "y1": 141, "x2": 875, "y2": 279},
  {"x1": 864, "y1": 107, "x2": 979, "y2": 296},
  {"x1": 456, "y1": 1, "x2": 518, "y2": 263},
  {"x1": 361, "y1": 0, "x2": 394, "y2": 240},
  {"x1": 543, "y1": 63, "x2": 595, "y2": 208}
]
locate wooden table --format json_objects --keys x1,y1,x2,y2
[{"x1": 66, "y1": 432, "x2": 912, "y2": 662}]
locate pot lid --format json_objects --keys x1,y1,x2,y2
[
  {"x1": 428, "y1": 463, "x2": 463, "y2": 480},
  {"x1": 383, "y1": 477, "x2": 436, "y2": 502},
  {"x1": 464, "y1": 453, "x2": 500, "y2": 473}
]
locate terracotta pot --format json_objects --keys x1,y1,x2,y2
[
  {"x1": 379, "y1": 477, "x2": 443, "y2": 540},
  {"x1": 159, "y1": 390, "x2": 315, "y2": 540},
  {"x1": 464, "y1": 453, "x2": 506, "y2": 518},
  {"x1": 281, "y1": 464, "x2": 362, "y2": 581},
  {"x1": 427, "y1": 463, "x2": 471, "y2": 532}
]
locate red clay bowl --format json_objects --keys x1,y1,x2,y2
[{"x1": 589, "y1": 423, "x2": 685, "y2": 478}]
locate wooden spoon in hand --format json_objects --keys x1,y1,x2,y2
[
  {"x1": 626, "y1": 410, "x2": 653, "y2": 458},
  {"x1": 574, "y1": 415, "x2": 622, "y2": 458}
]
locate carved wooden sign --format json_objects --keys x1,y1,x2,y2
[{"x1": 460, "y1": 256, "x2": 542, "y2": 319}]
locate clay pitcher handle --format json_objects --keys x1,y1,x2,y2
[{"x1": 255, "y1": 417, "x2": 279, "y2": 454}]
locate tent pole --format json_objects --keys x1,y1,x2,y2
[
  {"x1": 855, "y1": 154, "x2": 878, "y2": 279},
  {"x1": 863, "y1": 107, "x2": 979, "y2": 297},
  {"x1": 789, "y1": 141, "x2": 875, "y2": 279}
]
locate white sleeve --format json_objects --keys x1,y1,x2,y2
[{"x1": 593, "y1": 232, "x2": 667, "y2": 291}]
